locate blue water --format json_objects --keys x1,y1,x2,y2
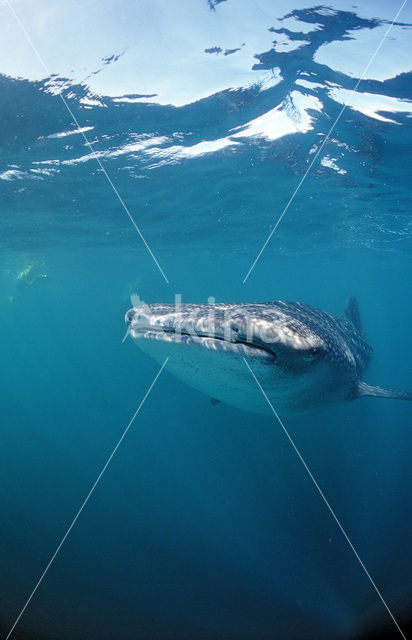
[{"x1": 1, "y1": 2, "x2": 412, "y2": 639}]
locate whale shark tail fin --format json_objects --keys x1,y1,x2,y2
[
  {"x1": 358, "y1": 381, "x2": 412, "y2": 401},
  {"x1": 344, "y1": 297, "x2": 362, "y2": 332}
]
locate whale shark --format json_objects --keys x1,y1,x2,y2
[{"x1": 125, "y1": 298, "x2": 412, "y2": 415}]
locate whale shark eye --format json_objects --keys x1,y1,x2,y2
[{"x1": 303, "y1": 347, "x2": 320, "y2": 362}]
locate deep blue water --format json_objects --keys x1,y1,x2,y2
[{"x1": 1, "y1": 2, "x2": 412, "y2": 639}]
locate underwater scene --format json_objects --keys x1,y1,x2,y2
[{"x1": 1, "y1": 1, "x2": 412, "y2": 638}]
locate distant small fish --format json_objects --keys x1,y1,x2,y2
[{"x1": 125, "y1": 297, "x2": 412, "y2": 415}]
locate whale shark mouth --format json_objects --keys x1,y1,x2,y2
[
  {"x1": 125, "y1": 309, "x2": 277, "y2": 361},
  {"x1": 129, "y1": 326, "x2": 277, "y2": 360}
]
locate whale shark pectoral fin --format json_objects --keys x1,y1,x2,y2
[
  {"x1": 358, "y1": 381, "x2": 412, "y2": 401},
  {"x1": 344, "y1": 297, "x2": 362, "y2": 332},
  {"x1": 122, "y1": 326, "x2": 131, "y2": 343}
]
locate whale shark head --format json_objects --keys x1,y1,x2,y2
[{"x1": 125, "y1": 300, "x2": 384, "y2": 415}]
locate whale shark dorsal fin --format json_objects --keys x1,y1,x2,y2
[
  {"x1": 344, "y1": 297, "x2": 362, "y2": 331},
  {"x1": 358, "y1": 381, "x2": 412, "y2": 401}
]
